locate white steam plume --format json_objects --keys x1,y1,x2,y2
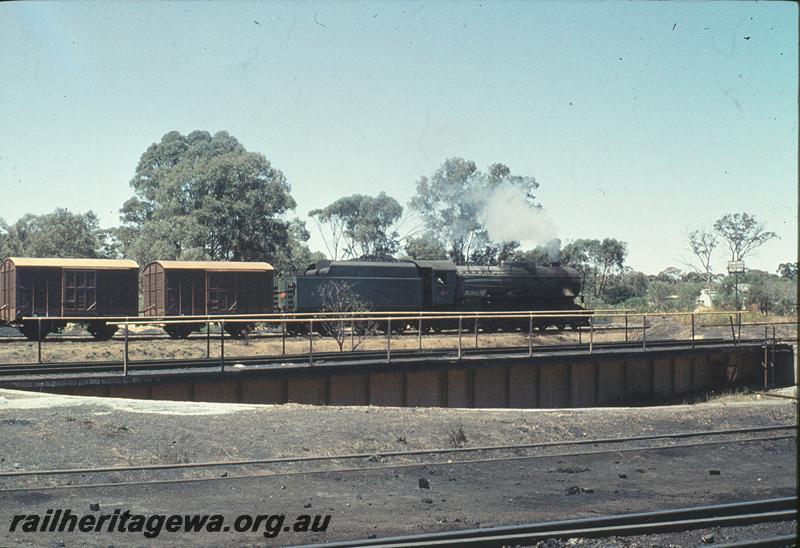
[{"x1": 481, "y1": 182, "x2": 560, "y2": 259}]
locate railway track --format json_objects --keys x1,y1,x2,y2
[
  {"x1": 298, "y1": 497, "x2": 797, "y2": 547},
  {"x1": 1, "y1": 424, "x2": 794, "y2": 492},
  {"x1": 0, "y1": 337, "x2": 755, "y2": 377}
]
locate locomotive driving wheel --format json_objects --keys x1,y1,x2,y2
[{"x1": 390, "y1": 322, "x2": 408, "y2": 335}]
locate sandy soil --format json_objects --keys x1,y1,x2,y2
[{"x1": 0, "y1": 389, "x2": 796, "y2": 546}]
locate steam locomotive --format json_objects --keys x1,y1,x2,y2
[{"x1": 276, "y1": 259, "x2": 586, "y2": 331}]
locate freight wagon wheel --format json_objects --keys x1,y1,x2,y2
[
  {"x1": 88, "y1": 322, "x2": 118, "y2": 341},
  {"x1": 164, "y1": 325, "x2": 194, "y2": 339},
  {"x1": 19, "y1": 322, "x2": 49, "y2": 342},
  {"x1": 224, "y1": 323, "x2": 253, "y2": 339}
]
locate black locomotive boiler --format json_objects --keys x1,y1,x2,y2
[{"x1": 276, "y1": 259, "x2": 586, "y2": 331}]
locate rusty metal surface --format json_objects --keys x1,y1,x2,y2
[
  {"x1": 3, "y1": 257, "x2": 138, "y2": 269},
  {"x1": 3, "y1": 343, "x2": 792, "y2": 410},
  {"x1": 147, "y1": 260, "x2": 273, "y2": 271},
  {"x1": 143, "y1": 262, "x2": 273, "y2": 317},
  {"x1": 0, "y1": 260, "x2": 138, "y2": 323}
]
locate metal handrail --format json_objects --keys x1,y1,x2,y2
[
  {"x1": 11, "y1": 307, "x2": 789, "y2": 376},
  {"x1": 103, "y1": 309, "x2": 750, "y2": 326},
  {"x1": 21, "y1": 308, "x2": 633, "y2": 322}
]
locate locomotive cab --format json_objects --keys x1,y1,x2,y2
[{"x1": 412, "y1": 261, "x2": 457, "y2": 309}]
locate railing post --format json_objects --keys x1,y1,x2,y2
[
  {"x1": 642, "y1": 314, "x2": 647, "y2": 351},
  {"x1": 624, "y1": 312, "x2": 628, "y2": 342},
  {"x1": 528, "y1": 313, "x2": 533, "y2": 357},
  {"x1": 123, "y1": 319, "x2": 129, "y2": 376},
  {"x1": 474, "y1": 316, "x2": 479, "y2": 348},
  {"x1": 691, "y1": 313, "x2": 695, "y2": 349},
  {"x1": 386, "y1": 318, "x2": 392, "y2": 362},
  {"x1": 418, "y1": 314, "x2": 422, "y2": 351},
  {"x1": 763, "y1": 326, "x2": 769, "y2": 390},
  {"x1": 589, "y1": 316, "x2": 594, "y2": 354},
  {"x1": 309, "y1": 319, "x2": 314, "y2": 366},
  {"x1": 729, "y1": 315, "x2": 736, "y2": 344},
  {"x1": 350, "y1": 319, "x2": 355, "y2": 352},
  {"x1": 771, "y1": 325, "x2": 776, "y2": 386},
  {"x1": 37, "y1": 318, "x2": 42, "y2": 364},
  {"x1": 220, "y1": 321, "x2": 225, "y2": 371},
  {"x1": 282, "y1": 319, "x2": 286, "y2": 355},
  {"x1": 205, "y1": 317, "x2": 210, "y2": 358},
  {"x1": 737, "y1": 311, "x2": 742, "y2": 342},
  {"x1": 457, "y1": 316, "x2": 463, "y2": 360}
]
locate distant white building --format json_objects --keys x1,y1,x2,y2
[{"x1": 696, "y1": 288, "x2": 715, "y2": 308}]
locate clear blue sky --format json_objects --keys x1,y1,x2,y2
[{"x1": 1, "y1": 1, "x2": 796, "y2": 274}]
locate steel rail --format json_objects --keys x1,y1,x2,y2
[
  {"x1": 0, "y1": 337, "x2": 750, "y2": 375},
  {"x1": 755, "y1": 392, "x2": 797, "y2": 400},
  {"x1": 297, "y1": 497, "x2": 798, "y2": 548},
  {"x1": 313, "y1": 510, "x2": 797, "y2": 548},
  {"x1": 707, "y1": 534, "x2": 798, "y2": 547},
  {"x1": 0, "y1": 432, "x2": 793, "y2": 493},
  {"x1": 1, "y1": 424, "x2": 793, "y2": 479}
]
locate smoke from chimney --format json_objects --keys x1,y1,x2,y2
[{"x1": 481, "y1": 182, "x2": 561, "y2": 260}]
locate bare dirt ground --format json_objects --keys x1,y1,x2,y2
[
  {"x1": 0, "y1": 389, "x2": 796, "y2": 546},
  {"x1": 0, "y1": 315, "x2": 795, "y2": 365}
]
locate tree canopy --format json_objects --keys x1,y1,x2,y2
[
  {"x1": 402, "y1": 233, "x2": 448, "y2": 261},
  {"x1": 715, "y1": 269, "x2": 796, "y2": 315},
  {"x1": 561, "y1": 238, "x2": 628, "y2": 299},
  {"x1": 309, "y1": 192, "x2": 403, "y2": 260},
  {"x1": 713, "y1": 212, "x2": 778, "y2": 263},
  {"x1": 118, "y1": 130, "x2": 297, "y2": 266},
  {"x1": 777, "y1": 262, "x2": 797, "y2": 280},
  {"x1": 511, "y1": 246, "x2": 554, "y2": 266},
  {"x1": 409, "y1": 158, "x2": 541, "y2": 264},
  {"x1": 1, "y1": 209, "x2": 116, "y2": 258},
  {"x1": 271, "y1": 219, "x2": 326, "y2": 275},
  {"x1": 686, "y1": 228, "x2": 717, "y2": 291}
]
